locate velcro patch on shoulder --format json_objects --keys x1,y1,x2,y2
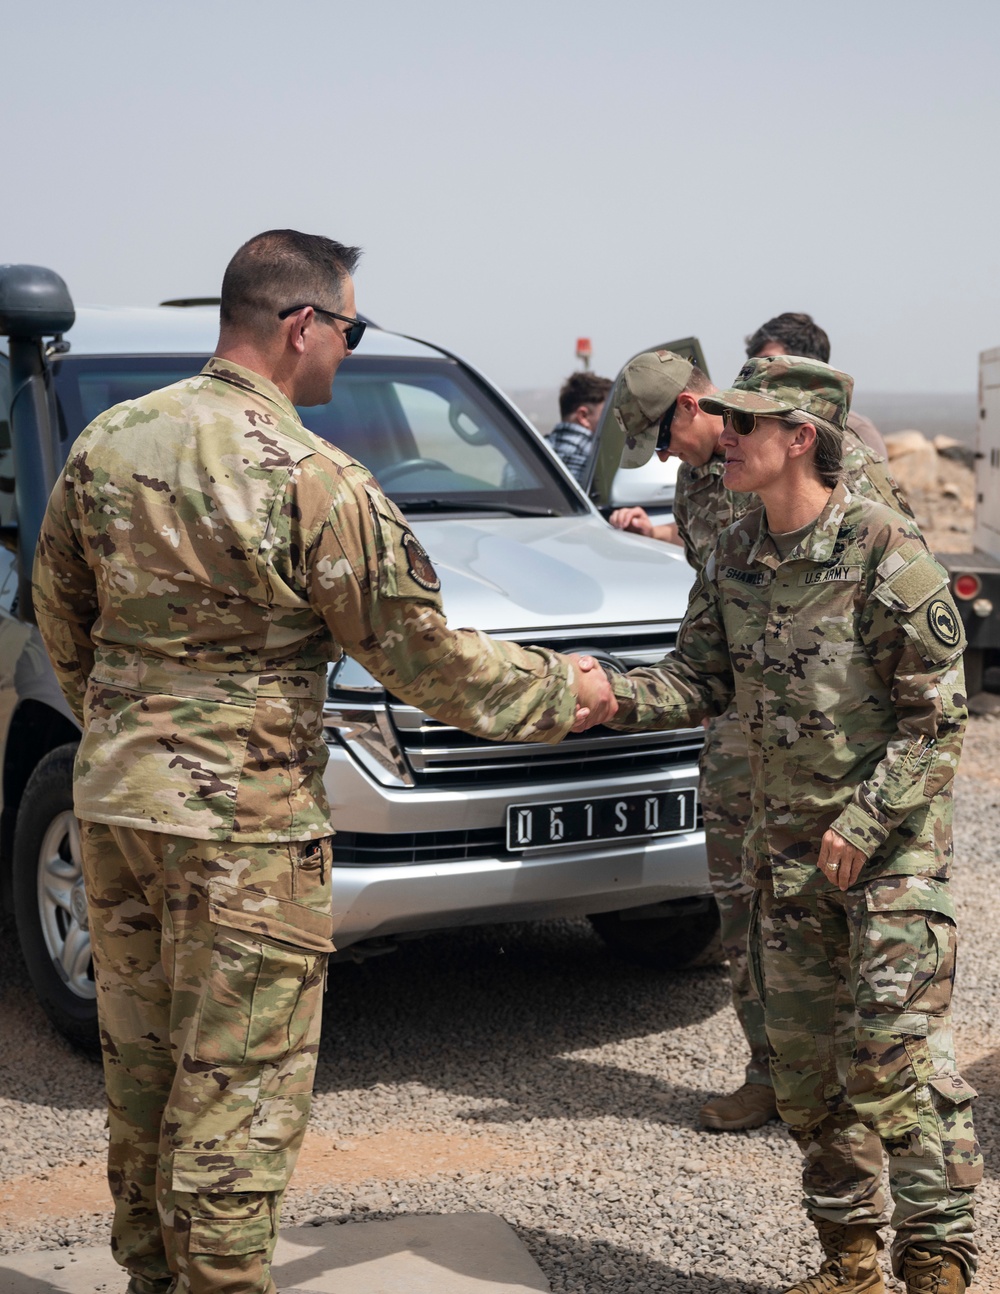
[
  {"x1": 873, "y1": 549, "x2": 965, "y2": 663},
  {"x1": 873, "y1": 550, "x2": 947, "y2": 612}
]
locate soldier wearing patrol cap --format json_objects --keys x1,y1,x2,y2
[
  {"x1": 30, "y1": 229, "x2": 616, "y2": 1294},
  {"x1": 587, "y1": 354, "x2": 980, "y2": 1293},
  {"x1": 609, "y1": 349, "x2": 915, "y2": 1135}
]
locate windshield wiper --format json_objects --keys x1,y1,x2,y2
[{"x1": 396, "y1": 498, "x2": 558, "y2": 517}]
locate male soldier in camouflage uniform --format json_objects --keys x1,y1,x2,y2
[
  {"x1": 31, "y1": 229, "x2": 616, "y2": 1294},
  {"x1": 608, "y1": 350, "x2": 914, "y2": 1132},
  {"x1": 589, "y1": 355, "x2": 980, "y2": 1292}
]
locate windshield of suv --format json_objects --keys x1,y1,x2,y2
[{"x1": 51, "y1": 352, "x2": 584, "y2": 516}]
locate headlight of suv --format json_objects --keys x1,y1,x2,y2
[{"x1": 324, "y1": 657, "x2": 413, "y2": 787}]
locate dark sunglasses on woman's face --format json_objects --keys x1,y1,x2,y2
[
  {"x1": 721, "y1": 409, "x2": 760, "y2": 437},
  {"x1": 277, "y1": 304, "x2": 367, "y2": 350}
]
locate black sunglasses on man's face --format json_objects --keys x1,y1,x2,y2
[
  {"x1": 277, "y1": 304, "x2": 367, "y2": 350},
  {"x1": 655, "y1": 400, "x2": 678, "y2": 452}
]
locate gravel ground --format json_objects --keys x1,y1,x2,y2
[{"x1": 1, "y1": 719, "x2": 998, "y2": 1293}]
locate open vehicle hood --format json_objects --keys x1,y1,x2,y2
[{"x1": 409, "y1": 513, "x2": 692, "y2": 632}]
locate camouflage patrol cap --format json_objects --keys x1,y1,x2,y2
[
  {"x1": 698, "y1": 355, "x2": 853, "y2": 430},
  {"x1": 615, "y1": 349, "x2": 694, "y2": 468}
]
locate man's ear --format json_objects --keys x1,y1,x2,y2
[
  {"x1": 787, "y1": 421, "x2": 818, "y2": 459},
  {"x1": 284, "y1": 306, "x2": 314, "y2": 355},
  {"x1": 675, "y1": 390, "x2": 700, "y2": 416}
]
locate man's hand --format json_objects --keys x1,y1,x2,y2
[
  {"x1": 569, "y1": 654, "x2": 617, "y2": 732},
  {"x1": 609, "y1": 506, "x2": 654, "y2": 536},
  {"x1": 609, "y1": 509, "x2": 680, "y2": 546},
  {"x1": 817, "y1": 828, "x2": 867, "y2": 891}
]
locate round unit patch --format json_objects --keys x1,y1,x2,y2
[
  {"x1": 927, "y1": 599, "x2": 961, "y2": 648},
  {"x1": 402, "y1": 532, "x2": 441, "y2": 592}
]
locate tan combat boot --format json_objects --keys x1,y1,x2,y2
[
  {"x1": 901, "y1": 1247, "x2": 966, "y2": 1294},
  {"x1": 783, "y1": 1221, "x2": 884, "y2": 1294},
  {"x1": 699, "y1": 1081, "x2": 778, "y2": 1130}
]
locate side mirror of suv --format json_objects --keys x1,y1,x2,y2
[
  {"x1": 0, "y1": 265, "x2": 76, "y2": 339},
  {"x1": 0, "y1": 264, "x2": 76, "y2": 622}
]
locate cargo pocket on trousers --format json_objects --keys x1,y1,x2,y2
[
  {"x1": 194, "y1": 881, "x2": 333, "y2": 1067},
  {"x1": 849, "y1": 1013, "x2": 934, "y2": 1156},
  {"x1": 185, "y1": 1195, "x2": 274, "y2": 1255},
  {"x1": 194, "y1": 931, "x2": 320, "y2": 1066},
  {"x1": 927, "y1": 1073, "x2": 983, "y2": 1188},
  {"x1": 860, "y1": 879, "x2": 956, "y2": 1018}
]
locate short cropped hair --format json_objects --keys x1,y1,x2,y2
[
  {"x1": 783, "y1": 409, "x2": 842, "y2": 489},
  {"x1": 220, "y1": 229, "x2": 362, "y2": 339},
  {"x1": 684, "y1": 364, "x2": 713, "y2": 395},
  {"x1": 745, "y1": 312, "x2": 831, "y2": 364},
  {"x1": 559, "y1": 372, "x2": 613, "y2": 420}
]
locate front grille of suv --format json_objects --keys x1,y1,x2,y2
[
  {"x1": 389, "y1": 705, "x2": 704, "y2": 786},
  {"x1": 333, "y1": 827, "x2": 505, "y2": 864},
  {"x1": 388, "y1": 624, "x2": 704, "y2": 789},
  {"x1": 333, "y1": 805, "x2": 706, "y2": 866}
]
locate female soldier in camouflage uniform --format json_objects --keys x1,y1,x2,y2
[
  {"x1": 608, "y1": 350, "x2": 913, "y2": 1134},
  {"x1": 594, "y1": 355, "x2": 980, "y2": 1293}
]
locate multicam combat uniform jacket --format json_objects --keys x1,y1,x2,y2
[
  {"x1": 610, "y1": 482, "x2": 967, "y2": 896},
  {"x1": 673, "y1": 459, "x2": 751, "y2": 570},
  {"x1": 32, "y1": 358, "x2": 577, "y2": 842},
  {"x1": 673, "y1": 429, "x2": 910, "y2": 573}
]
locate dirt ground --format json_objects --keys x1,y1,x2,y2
[{"x1": 0, "y1": 1128, "x2": 521, "y2": 1232}]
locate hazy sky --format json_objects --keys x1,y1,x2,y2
[{"x1": 4, "y1": 1, "x2": 998, "y2": 399}]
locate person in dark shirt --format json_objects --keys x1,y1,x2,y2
[{"x1": 544, "y1": 371, "x2": 613, "y2": 484}]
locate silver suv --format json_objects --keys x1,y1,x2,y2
[{"x1": 0, "y1": 268, "x2": 712, "y2": 1047}]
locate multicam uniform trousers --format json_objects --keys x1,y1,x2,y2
[
  {"x1": 80, "y1": 822, "x2": 335, "y2": 1294},
  {"x1": 698, "y1": 709, "x2": 768, "y2": 1086},
  {"x1": 751, "y1": 877, "x2": 981, "y2": 1284}
]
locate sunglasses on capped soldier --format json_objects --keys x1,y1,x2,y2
[
  {"x1": 277, "y1": 303, "x2": 367, "y2": 350},
  {"x1": 655, "y1": 400, "x2": 678, "y2": 452},
  {"x1": 721, "y1": 409, "x2": 765, "y2": 437}
]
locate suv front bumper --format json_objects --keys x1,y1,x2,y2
[{"x1": 324, "y1": 742, "x2": 707, "y2": 948}]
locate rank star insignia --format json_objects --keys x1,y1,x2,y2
[
  {"x1": 402, "y1": 532, "x2": 441, "y2": 592},
  {"x1": 927, "y1": 598, "x2": 961, "y2": 647}
]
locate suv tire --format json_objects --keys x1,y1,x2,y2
[
  {"x1": 12, "y1": 742, "x2": 99, "y2": 1052},
  {"x1": 589, "y1": 895, "x2": 722, "y2": 970}
]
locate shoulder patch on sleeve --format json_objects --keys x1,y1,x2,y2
[
  {"x1": 364, "y1": 484, "x2": 443, "y2": 604},
  {"x1": 401, "y1": 531, "x2": 441, "y2": 592},
  {"x1": 926, "y1": 598, "x2": 962, "y2": 648},
  {"x1": 873, "y1": 548, "x2": 947, "y2": 612},
  {"x1": 872, "y1": 548, "x2": 965, "y2": 664}
]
